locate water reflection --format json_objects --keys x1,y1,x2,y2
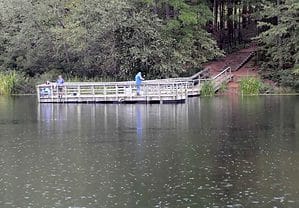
[
  {"x1": 136, "y1": 105, "x2": 143, "y2": 142},
  {"x1": 37, "y1": 103, "x2": 189, "y2": 142},
  {"x1": 196, "y1": 96, "x2": 299, "y2": 207},
  {"x1": 0, "y1": 96, "x2": 299, "y2": 207}
]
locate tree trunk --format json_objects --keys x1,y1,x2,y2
[
  {"x1": 238, "y1": 2, "x2": 242, "y2": 43},
  {"x1": 63, "y1": 43, "x2": 70, "y2": 66},
  {"x1": 219, "y1": 1, "x2": 225, "y2": 49},
  {"x1": 220, "y1": 1, "x2": 224, "y2": 30},
  {"x1": 242, "y1": 3, "x2": 248, "y2": 28},
  {"x1": 233, "y1": 1, "x2": 238, "y2": 45},
  {"x1": 213, "y1": 0, "x2": 218, "y2": 31},
  {"x1": 227, "y1": 0, "x2": 234, "y2": 49},
  {"x1": 277, "y1": 0, "x2": 283, "y2": 70}
]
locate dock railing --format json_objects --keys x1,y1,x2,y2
[
  {"x1": 36, "y1": 67, "x2": 232, "y2": 103},
  {"x1": 199, "y1": 67, "x2": 232, "y2": 91},
  {"x1": 144, "y1": 67, "x2": 232, "y2": 96},
  {"x1": 37, "y1": 81, "x2": 189, "y2": 103}
]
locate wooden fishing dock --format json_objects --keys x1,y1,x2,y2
[{"x1": 37, "y1": 67, "x2": 232, "y2": 104}]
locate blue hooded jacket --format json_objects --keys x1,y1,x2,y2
[{"x1": 135, "y1": 72, "x2": 143, "y2": 85}]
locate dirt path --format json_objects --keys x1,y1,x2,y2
[{"x1": 203, "y1": 44, "x2": 259, "y2": 94}]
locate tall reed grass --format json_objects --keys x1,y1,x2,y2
[
  {"x1": 0, "y1": 71, "x2": 18, "y2": 95},
  {"x1": 239, "y1": 76, "x2": 262, "y2": 95},
  {"x1": 201, "y1": 81, "x2": 215, "y2": 96}
]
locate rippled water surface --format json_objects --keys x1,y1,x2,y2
[{"x1": 0, "y1": 95, "x2": 298, "y2": 208}]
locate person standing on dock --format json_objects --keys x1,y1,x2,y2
[
  {"x1": 56, "y1": 75, "x2": 64, "y2": 98},
  {"x1": 135, "y1": 72, "x2": 144, "y2": 96}
]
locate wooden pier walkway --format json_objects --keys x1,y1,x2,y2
[{"x1": 37, "y1": 67, "x2": 232, "y2": 104}]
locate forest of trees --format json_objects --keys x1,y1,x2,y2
[{"x1": 0, "y1": 0, "x2": 298, "y2": 93}]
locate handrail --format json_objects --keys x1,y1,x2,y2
[
  {"x1": 233, "y1": 51, "x2": 255, "y2": 71},
  {"x1": 212, "y1": 67, "x2": 231, "y2": 80},
  {"x1": 189, "y1": 67, "x2": 231, "y2": 83},
  {"x1": 189, "y1": 67, "x2": 210, "y2": 80}
]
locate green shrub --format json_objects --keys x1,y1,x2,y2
[
  {"x1": 0, "y1": 71, "x2": 30, "y2": 95},
  {"x1": 293, "y1": 64, "x2": 299, "y2": 75},
  {"x1": 201, "y1": 81, "x2": 215, "y2": 96},
  {"x1": 15, "y1": 76, "x2": 35, "y2": 94},
  {"x1": 0, "y1": 71, "x2": 18, "y2": 95},
  {"x1": 239, "y1": 77, "x2": 262, "y2": 95},
  {"x1": 294, "y1": 80, "x2": 299, "y2": 93},
  {"x1": 278, "y1": 70, "x2": 296, "y2": 87},
  {"x1": 260, "y1": 82, "x2": 274, "y2": 94},
  {"x1": 218, "y1": 82, "x2": 228, "y2": 94},
  {"x1": 273, "y1": 86, "x2": 295, "y2": 94},
  {"x1": 292, "y1": 65, "x2": 299, "y2": 92}
]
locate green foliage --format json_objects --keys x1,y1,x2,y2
[
  {"x1": 0, "y1": 0, "x2": 223, "y2": 86},
  {"x1": 201, "y1": 81, "x2": 215, "y2": 96},
  {"x1": 14, "y1": 75, "x2": 33, "y2": 94},
  {"x1": 0, "y1": 70, "x2": 31, "y2": 94},
  {"x1": 293, "y1": 64, "x2": 299, "y2": 75},
  {"x1": 277, "y1": 70, "x2": 297, "y2": 87},
  {"x1": 273, "y1": 86, "x2": 295, "y2": 94},
  {"x1": 0, "y1": 71, "x2": 18, "y2": 95},
  {"x1": 162, "y1": 1, "x2": 223, "y2": 71},
  {"x1": 239, "y1": 77, "x2": 262, "y2": 95},
  {"x1": 260, "y1": 82, "x2": 274, "y2": 94},
  {"x1": 5, "y1": 0, "x2": 286, "y2": 96},
  {"x1": 256, "y1": 0, "x2": 299, "y2": 89},
  {"x1": 2, "y1": 0, "x2": 298, "y2": 94},
  {"x1": 294, "y1": 81, "x2": 299, "y2": 93},
  {"x1": 218, "y1": 82, "x2": 228, "y2": 94},
  {"x1": 293, "y1": 65, "x2": 299, "y2": 92}
]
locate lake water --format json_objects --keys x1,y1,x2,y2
[{"x1": 0, "y1": 95, "x2": 298, "y2": 208}]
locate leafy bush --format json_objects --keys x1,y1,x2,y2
[
  {"x1": 15, "y1": 76, "x2": 35, "y2": 94},
  {"x1": 277, "y1": 70, "x2": 296, "y2": 88},
  {"x1": 201, "y1": 81, "x2": 215, "y2": 96},
  {"x1": 0, "y1": 71, "x2": 30, "y2": 95},
  {"x1": 239, "y1": 77, "x2": 262, "y2": 95},
  {"x1": 218, "y1": 82, "x2": 228, "y2": 94},
  {"x1": 0, "y1": 71, "x2": 18, "y2": 95},
  {"x1": 260, "y1": 82, "x2": 274, "y2": 94},
  {"x1": 294, "y1": 80, "x2": 299, "y2": 93},
  {"x1": 293, "y1": 65, "x2": 299, "y2": 92}
]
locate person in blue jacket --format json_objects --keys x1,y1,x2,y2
[
  {"x1": 135, "y1": 72, "x2": 144, "y2": 95},
  {"x1": 56, "y1": 75, "x2": 64, "y2": 98}
]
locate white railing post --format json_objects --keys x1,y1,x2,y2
[
  {"x1": 116, "y1": 85, "x2": 118, "y2": 99},
  {"x1": 78, "y1": 85, "x2": 80, "y2": 98},
  {"x1": 92, "y1": 85, "x2": 95, "y2": 102},
  {"x1": 37, "y1": 86, "x2": 40, "y2": 102},
  {"x1": 104, "y1": 85, "x2": 107, "y2": 101},
  {"x1": 65, "y1": 85, "x2": 67, "y2": 101},
  {"x1": 158, "y1": 83, "x2": 161, "y2": 101}
]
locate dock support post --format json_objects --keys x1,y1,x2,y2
[{"x1": 36, "y1": 86, "x2": 40, "y2": 102}]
